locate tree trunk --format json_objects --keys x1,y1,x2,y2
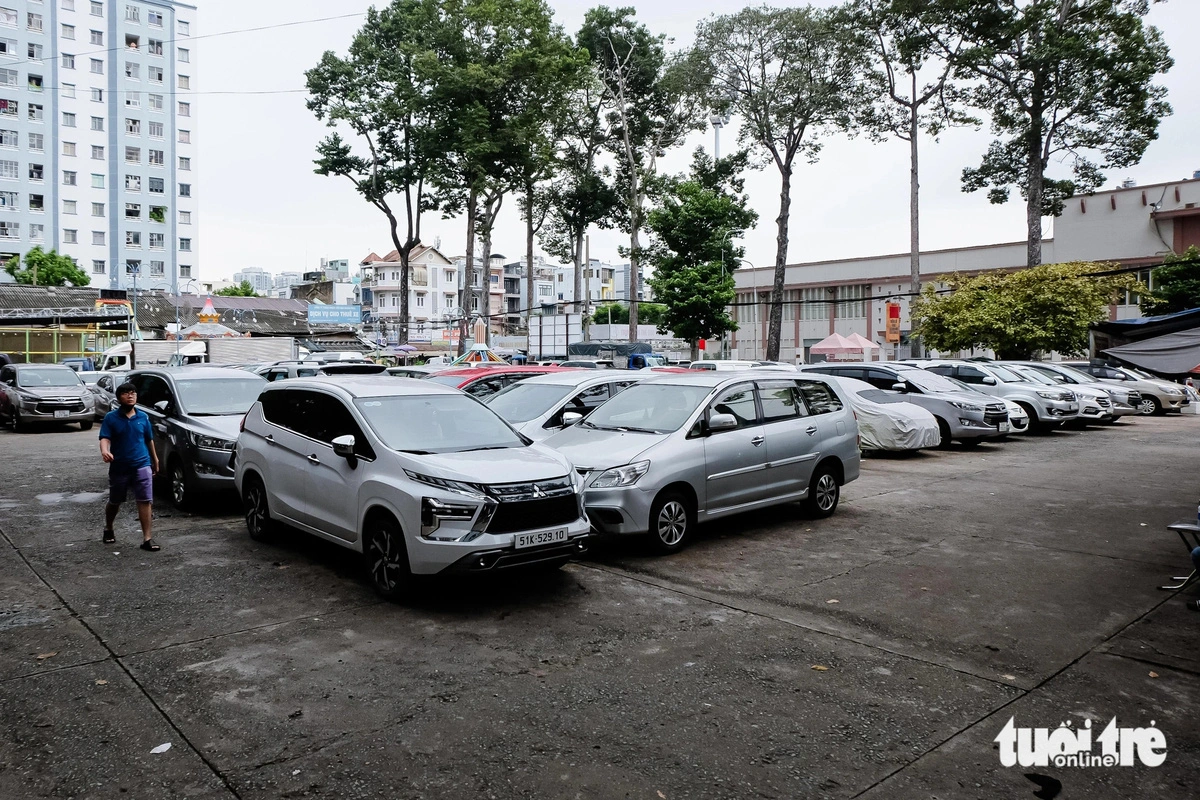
[
  {"x1": 574, "y1": 230, "x2": 585, "y2": 340},
  {"x1": 1026, "y1": 83, "x2": 1045, "y2": 267},
  {"x1": 478, "y1": 192, "x2": 503, "y2": 346},
  {"x1": 383, "y1": 207, "x2": 409, "y2": 345},
  {"x1": 525, "y1": 181, "x2": 535, "y2": 334},
  {"x1": 767, "y1": 165, "x2": 793, "y2": 361},
  {"x1": 627, "y1": 225, "x2": 640, "y2": 343},
  {"x1": 908, "y1": 100, "x2": 922, "y2": 359},
  {"x1": 459, "y1": 187, "x2": 477, "y2": 356}
]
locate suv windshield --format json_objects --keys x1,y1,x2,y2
[
  {"x1": 18, "y1": 367, "x2": 84, "y2": 387},
  {"x1": 176, "y1": 376, "x2": 267, "y2": 415},
  {"x1": 900, "y1": 369, "x2": 965, "y2": 394},
  {"x1": 485, "y1": 382, "x2": 575, "y2": 423},
  {"x1": 1009, "y1": 366, "x2": 1055, "y2": 385},
  {"x1": 582, "y1": 383, "x2": 709, "y2": 434},
  {"x1": 982, "y1": 364, "x2": 1025, "y2": 383},
  {"x1": 355, "y1": 393, "x2": 525, "y2": 454}
]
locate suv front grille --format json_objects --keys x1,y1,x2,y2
[
  {"x1": 487, "y1": 495, "x2": 579, "y2": 534},
  {"x1": 1096, "y1": 396, "x2": 1111, "y2": 407},
  {"x1": 36, "y1": 399, "x2": 85, "y2": 413}
]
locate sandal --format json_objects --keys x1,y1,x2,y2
[
  {"x1": 103, "y1": 530, "x2": 116, "y2": 544},
  {"x1": 140, "y1": 539, "x2": 161, "y2": 552}
]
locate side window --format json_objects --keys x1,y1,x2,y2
[
  {"x1": 258, "y1": 389, "x2": 296, "y2": 431},
  {"x1": 465, "y1": 377, "x2": 507, "y2": 397},
  {"x1": 757, "y1": 380, "x2": 807, "y2": 422},
  {"x1": 569, "y1": 383, "x2": 610, "y2": 410},
  {"x1": 2, "y1": 365, "x2": 15, "y2": 383},
  {"x1": 133, "y1": 374, "x2": 171, "y2": 409},
  {"x1": 925, "y1": 365, "x2": 954, "y2": 377},
  {"x1": 611, "y1": 380, "x2": 638, "y2": 394},
  {"x1": 265, "y1": 368, "x2": 289, "y2": 382},
  {"x1": 297, "y1": 368, "x2": 318, "y2": 378},
  {"x1": 708, "y1": 383, "x2": 758, "y2": 429},
  {"x1": 956, "y1": 365, "x2": 987, "y2": 384},
  {"x1": 307, "y1": 393, "x2": 375, "y2": 459},
  {"x1": 97, "y1": 375, "x2": 111, "y2": 391},
  {"x1": 865, "y1": 369, "x2": 901, "y2": 390},
  {"x1": 797, "y1": 380, "x2": 844, "y2": 415}
]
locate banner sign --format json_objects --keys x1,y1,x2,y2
[
  {"x1": 307, "y1": 304, "x2": 362, "y2": 325},
  {"x1": 885, "y1": 302, "x2": 902, "y2": 343}
]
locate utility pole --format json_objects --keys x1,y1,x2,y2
[{"x1": 583, "y1": 235, "x2": 591, "y2": 342}]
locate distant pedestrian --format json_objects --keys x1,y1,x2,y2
[{"x1": 98, "y1": 382, "x2": 160, "y2": 551}]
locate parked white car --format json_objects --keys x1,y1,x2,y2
[
  {"x1": 827, "y1": 377, "x2": 940, "y2": 451},
  {"x1": 485, "y1": 371, "x2": 646, "y2": 442},
  {"x1": 234, "y1": 377, "x2": 591, "y2": 598}
]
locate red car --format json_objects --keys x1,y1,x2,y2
[{"x1": 422, "y1": 365, "x2": 579, "y2": 399}]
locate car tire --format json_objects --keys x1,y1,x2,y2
[
  {"x1": 80, "y1": 420, "x2": 93, "y2": 431},
  {"x1": 960, "y1": 437, "x2": 983, "y2": 448},
  {"x1": 1137, "y1": 395, "x2": 1161, "y2": 416},
  {"x1": 167, "y1": 457, "x2": 193, "y2": 510},
  {"x1": 648, "y1": 491, "x2": 694, "y2": 555},
  {"x1": 805, "y1": 464, "x2": 841, "y2": 518},
  {"x1": 243, "y1": 474, "x2": 277, "y2": 542},
  {"x1": 362, "y1": 512, "x2": 412, "y2": 601},
  {"x1": 934, "y1": 417, "x2": 952, "y2": 450}
]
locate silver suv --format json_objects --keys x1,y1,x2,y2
[
  {"x1": 911, "y1": 360, "x2": 1079, "y2": 432},
  {"x1": 0, "y1": 363, "x2": 96, "y2": 431},
  {"x1": 1003, "y1": 361, "x2": 1140, "y2": 420},
  {"x1": 802, "y1": 362, "x2": 1009, "y2": 447},
  {"x1": 485, "y1": 371, "x2": 645, "y2": 442},
  {"x1": 234, "y1": 377, "x2": 591, "y2": 598},
  {"x1": 1063, "y1": 362, "x2": 1186, "y2": 415},
  {"x1": 543, "y1": 372, "x2": 860, "y2": 554}
]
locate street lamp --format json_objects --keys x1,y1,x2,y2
[{"x1": 709, "y1": 111, "x2": 731, "y2": 160}]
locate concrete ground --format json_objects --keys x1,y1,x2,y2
[{"x1": 0, "y1": 414, "x2": 1197, "y2": 799}]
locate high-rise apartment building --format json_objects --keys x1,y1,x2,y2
[
  {"x1": 232, "y1": 265, "x2": 271, "y2": 294},
  {"x1": 0, "y1": 0, "x2": 197, "y2": 291}
]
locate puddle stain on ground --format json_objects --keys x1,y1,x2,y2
[
  {"x1": 0, "y1": 610, "x2": 52, "y2": 631},
  {"x1": 35, "y1": 491, "x2": 107, "y2": 505}
]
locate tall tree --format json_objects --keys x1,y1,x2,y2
[
  {"x1": 1141, "y1": 246, "x2": 1200, "y2": 316},
  {"x1": 580, "y1": 6, "x2": 705, "y2": 343},
  {"x1": 857, "y1": 0, "x2": 975, "y2": 358},
  {"x1": 646, "y1": 149, "x2": 758, "y2": 360},
  {"x1": 306, "y1": 0, "x2": 444, "y2": 345},
  {"x1": 920, "y1": 0, "x2": 1172, "y2": 267},
  {"x1": 694, "y1": 5, "x2": 873, "y2": 361},
  {"x1": 214, "y1": 280, "x2": 257, "y2": 297},
  {"x1": 3, "y1": 247, "x2": 89, "y2": 286}
]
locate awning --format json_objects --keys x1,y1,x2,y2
[
  {"x1": 1103, "y1": 328, "x2": 1200, "y2": 374},
  {"x1": 809, "y1": 333, "x2": 860, "y2": 355}
]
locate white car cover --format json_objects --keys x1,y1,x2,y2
[{"x1": 831, "y1": 377, "x2": 941, "y2": 451}]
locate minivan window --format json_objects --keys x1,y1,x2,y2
[
  {"x1": 355, "y1": 393, "x2": 525, "y2": 454},
  {"x1": 292, "y1": 391, "x2": 375, "y2": 458},
  {"x1": 709, "y1": 384, "x2": 758, "y2": 428},
  {"x1": 134, "y1": 374, "x2": 172, "y2": 408},
  {"x1": 797, "y1": 380, "x2": 843, "y2": 414},
  {"x1": 174, "y1": 376, "x2": 266, "y2": 415},
  {"x1": 757, "y1": 380, "x2": 807, "y2": 421},
  {"x1": 584, "y1": 383, "x2": 710, "y2": 434},
  {"x1": 983, "y1": 364, "x2": 1024, "y2": 383}
]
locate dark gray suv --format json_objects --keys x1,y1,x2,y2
[{"x1": 125, "y1": 367, "x2": 267, "y2": 508}]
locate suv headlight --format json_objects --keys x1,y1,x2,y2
[
  {"x1": 404, "y1": 470, "x2": 487, "y2": 498},
  {"x1": 947, "y1": 401, "x2": 982, "y2": 413},
  {"x1": 191, "y1": 432, "x2": 235, "y2": 450},
  {"x1": 1164, "y1": 386, "x2": 1183, "y2": 396},
  {"x1": 590, "y1": 460, "x2": 650, "y2": 488},
  {"x1": 1035, "y1": 390, "x2": 1061, "y2": 400}
]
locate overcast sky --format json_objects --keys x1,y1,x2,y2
[{"x1": 193, "y1": 0, "x2": 1200, "y2": 281}]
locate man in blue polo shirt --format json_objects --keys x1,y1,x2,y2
[{"x1": 98, "y1": 382, "x2": 161, "y2": 551}]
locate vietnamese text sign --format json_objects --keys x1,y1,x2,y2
[{"x1": 307, "y1": 304, "x2": 362, "y2": 325}]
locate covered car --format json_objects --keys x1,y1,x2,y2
[{"x1": 829, "y1": 377, "x2": 940, "y2": 451}]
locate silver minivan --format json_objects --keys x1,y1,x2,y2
[
  {"x1": 543, "y1": 372, "x2": 861, "y2": 554},
  {"x1": 485, "y1": 371, "x2": 645, "y2": 442}
]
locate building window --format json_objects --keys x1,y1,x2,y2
[
  {"x1": 92, "y1": 230, "x2": 104, "y2": 244},
  {"x1": 0, "y1": 161, "x2": 15, "y2": 180},
  {"x1": 124, "y1": 202, "x2": 140, "y2": 219},
  {"x1": 63, "y1": 170, "x2": 76, "y2": 185},
  {"x1": 177, "y1": 128, "x2": 189, "y2": 143},
  {"x1": 27, "y1": 12, "x2": 43, "y2": 32},
  {"x1": 63, "y1": 199, "x2": 76, "y2": 214},
  {"x1": 61, "y1": 82, "x2": 75, "y2": 98},
  {"x1": 0, "y1": 220, "x2": 19, "y2": 238},
  {"x1": 28, "y1": 163, "x2": 43, "y2": 181},
  {"x1": 148, "y1": 232, "x2": 162, "y2": 249},
  {"x1": 178, "y1": 210, "x2": 190, "y2": 224},
  {"x1": 177, "y1": 19, "x2": 188, "y2": 36},
  {"x1": 125, "y1": 118, "x2": 139, "y2": 135},
  {"x1": 148, "y1": 120, "x2": 162, "y2": 138},
  {"x1": 178, "y1": 183, "x2": 190, "y2": 197},
  {"x1": 90, "y1": 115, "x2": 102, "y2": 131},
  {"x1": 147, "y1": 176, "x2": 163, "y2": 194},
  {"x1": 148, "y1": 64, "x2": 162, "y2": 83},
  {"x1": 63, "y1": 228, "x2": 77, "y2": 243},
  {"x1": 0, "y1": 8, "x2": 14, "y2": 28},
  {"x1": 29, "y1": 222, "x2": 43, "y2": 240},
  {"x1": 179, "y1": 264, "x2": 190, "y2": 278},
  {"x1": 124, "y1": 4, "x2": 137, "y2": 22},
  {"x1": 64, "y1": 1, "x2": 76, "y2": 13},
  {"x1": 0, "y1": 99, "x2": 13, "y2": 118},
  {"x1": 27, "y1": 103, "x2": 42, "y2": 121},
  {"x1": 146, "y1": 38, "x2": 161, "y2": 56},
  {"x1": 177, "y1": 101, "x2": 189, "y2": 117},
  {"x1": 178, "y1": 74, "x2": 190, "y2": 91},
  {"x1": 0, "y1": 129, "x2": 12, "y2": 147},
  {"x1": 147, "y1": 93, "x2": 162, "y2": 111},
  {"x1": 61, "y1": 53, "x2": 74, "y2": 68},
  {"x1": 148, "y1": 204, "x2": 163, "y2": 222},
  {"x1": 27, "y1": 43, "x2": 43, "y2": 60},
  {"x1": 63, "y1": 141, "x2": 76, "y2": 156},
  {"x1": 125, "y1": 91, "x2": 140, "y2": 108},
  {"x1": 0, "y1": 189, "x2": 15, "y2": 206},
  {"x1": 123, "y1": 31, "x2": 137, "y2": 49},
  {"x1": 90, "y1": 58, "x2": 103, "y2": 74},
  {"x1": 178, "y1": 156, "x2": 189, "y2": 171},
  {"x1": 91, "y1": 202, "x2": 103, "y2": 216},
  {"x1": 92, "y1": 259, "x2": 105, "y2": 274},
  {"x1": 90, "y1": 1, "x2": 102, "y2": 17},
  {"x1": 124, "y1": 174, "x2": 139, "y2": 191},
  {"x1": 148, "y1": 259, "x2": 163, "y2": 275},
  {"x1": 148, "y1": 148, "x2": 162, "y2": 166},
  {"x1": 124, "y1": 61, "x2": 139, "y2": 80},
  {"x1": 27, "y1": 74, "x2": 43, "y2": 93},
  {"x1": 90, "y1": 88, "x2": 103, "y2": 102},
  {"x1": 125, "y1": 230, "x2": 140, "y2": 247},
  {"x1": 89, "y1": 29, "x2": 101, "y2": 44},
  {"x1": 62, "y1": 111, "x2": 76, "y2": 127},
  {"x1": 125, "y1": 146, "x2": 139, "y2": 163},
  {"x1": 178, "y1": 48, "x2": 188, "y2": 63},
  {"x1": 125, "y1": 259, "x2": 140, "y2": 274},
  {"x1": 27, "y1": 132, "x2": 43, "y2": 150},
  {"x1": 0, "y1": 69, "x2": 14, "y2": 87},
  {"x1": 178, "y1": 237, "x2": 190, "y2": 251},
  {"x1": 90, "y1": 173, "x2": 103, "y2": 188},
  {"x1": 61, "y1": 23, "x2": 74, "y2": 38},
  {"x1": 147, "y1": 9, "x2": 161, "y2": 27},
  {"x1": 90, "y1": 144, "x2": 103, "y2": 159}
]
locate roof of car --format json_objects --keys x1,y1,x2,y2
[
  {"x1": 12, "y1": 362, "x2": 76, "y2": 370},
  {"x1": 428, "y1": 365, "x2": 579, "y2": 383},
  {"x1": 504, "y1": 370, "x2": 645, "y2": 387},
  {"x1": 264, "y1": 375, "x2": 458, "y2": 399},
  {"x1": 640, "y1": 371, "x2": 829, "y2": 388},
  {"x1": 129, "y1": 366, "x2": 265, "y2": 380}
]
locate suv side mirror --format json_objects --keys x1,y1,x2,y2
[
  {"x1": 332, "y1": 434, "x2": 358, "y2": 468},
  {"x1": 561, "y1": 411, "x2": 583, "y2": 427},
  {"x1": 708, "y1": 412, "x2": 738, "y2": 432},
  {"x1": 981, "y1": 376, "x2": 997, "y2": 385},
  {"x1": 153, "y1": 400, "x2": 170, "y2": 414},
  {"x1": 891, "y1": 382, "x2": 908, "y2": 392}
]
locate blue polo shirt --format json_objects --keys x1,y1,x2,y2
[{"x1": 98, "y1": 409, "x2": 154, "y2": 471}]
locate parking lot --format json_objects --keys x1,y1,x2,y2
[{"x1": 1, "y1": 416, "x2": 1198, "y2": 799}]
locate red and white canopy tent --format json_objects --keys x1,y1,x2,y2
[{"x1": 809, "y1": 332, "x2": 880, "y2": 361}]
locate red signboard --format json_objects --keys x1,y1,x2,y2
[{"x1": 885, "y1": 302, "x2": 901, "y2": 343}]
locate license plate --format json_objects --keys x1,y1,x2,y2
[
  {"x1": 54, "y1": 409, "x2": 69, "y2": 418},
  {"x1": 997, "y1": 421, "x2": 1010, "y2": 433},
  {"x1": 514, "y1": 528, "x2": 567, "y2": 550}
]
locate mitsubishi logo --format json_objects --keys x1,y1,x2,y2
[{"x1": 531, "y1": 484, "x2": 547, "y2": 498}]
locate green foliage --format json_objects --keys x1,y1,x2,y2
[
  {"x1": 912, "y1": 261, "x2": 1142, "y2": 359},
  {"x1": 645, "y1": 149, "x2": 758, "y2": 345},
  {"x1": 215, "y1": 280, "x2": 257, "y2": 297},
  {"x1": 3, "y1": 247, "x2": 90, "y2": 287},
  {"x1": 590, "y1": 302, "x2": 666, "y2": 327},
  {"x1": 1141, "y1": 246, "x2": 1200, "y2": 316}
]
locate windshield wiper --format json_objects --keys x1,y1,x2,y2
[
  {"x1": 398, "y1": 448, "x2": 435, "y2": 455},
  {"x1": 458, "y1": 445, "x2": 512, "y2": 452},
  {"x1": 589, "y1": 423, "x2": 658, "y2": 433}
]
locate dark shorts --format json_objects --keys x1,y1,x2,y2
[{"x1": 109, "y1": 466, "x2": 153, "y2": 504}]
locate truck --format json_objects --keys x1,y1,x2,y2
[
  {"x1": 566, "y1": 341, "x2": 668, "y2": 370},
  {"x1": 98, "y1": 337, "x2": 297, "y2": 371}
]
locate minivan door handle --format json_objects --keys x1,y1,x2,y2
[
  {"x1": 750, "y1": 435, "x2": 765, "y2": 447},
  {"x1": 805, "y1": 426, "x2": 818, "y2": 436},
  {"x1": 263, "y1": 434, "x2": 275, "y2": 445},
  {"x1": 306, "y1": 454, "x2": 321, "y2": 465}
]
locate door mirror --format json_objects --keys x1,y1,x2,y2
[
  {"x1": 708, "y1": 412, "x2": 738, "y2": 432},
  {"x1": 981, "y1": 375, "x2": 997, "y2": 385},
  {"x1": 332, "y1": 434, "x2": 356, "y2": 459},
  {"x1": 153, "y1": 400, "x2": 170, "y2": 414},
  {"x1": 561, "y1": 411, "x2": 583, "y2": 427},
  {"x1": 891, "y1": 382, "x2": 908, "y2": 393}
]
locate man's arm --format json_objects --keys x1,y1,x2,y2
[
  {"x1": 99, "y1": 437, "x2": 114, "y2": 463},
  {"x1": 148, "y1": 439, "x2": 159, "y2": 475}
]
